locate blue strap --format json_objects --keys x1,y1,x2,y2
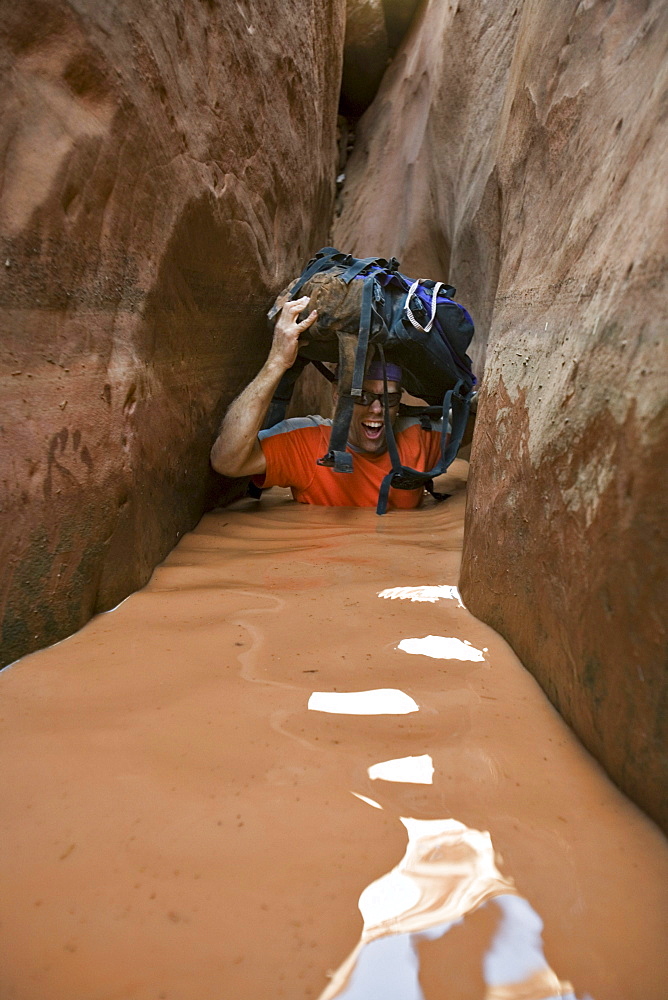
[
  {"x1": 437, "y1": 382, "x2": 470, "y2": 471},
  {"x1": 377, "y1": 471, "x2": 393, "y2": 515},
  {"x1": 376, "y1": 346, "x2": 403, "y2": 515},
  {"x1": 376, "y1": 376, "x2": 473, "y2": 514},
  {"x1": 340, "y1": 256, "x2": 389, "y2": 283},
  {"x1": 317, "y1": 333, "x2": 357, "y2": 474},
  {"x1": 289, "y1": 248, "x2": 346, "y2": 299},
  {"x1": 321, "y1": 390, "x2": 354, "y2": 458},
  {"x1": 267, "y1": 250, "x2": 344, "y2": 321},
  {"x1": 351, "y1": 277, "x2": 374, "y2": 396},
  {"x1": 316, "y1": 394, "x2": 355, "y2": 473}
]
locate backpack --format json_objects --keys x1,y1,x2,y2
[{"x1": 264, "y1": 247, "x2": 477, "y2": 514}]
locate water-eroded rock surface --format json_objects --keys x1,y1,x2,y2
[
  {"x1": 0, "y1": 0, "x2": 346, "y2": 667},
  {"x1": 333, "y1": 0, "x2": 668, "y2": 830}
]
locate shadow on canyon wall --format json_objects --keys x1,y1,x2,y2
[
  {"x1": 0, "y1": 0, "x2": 345, "y2": 663},
  {"x1": 0, "y1": 0, "x2": 665, "y2": 832}
]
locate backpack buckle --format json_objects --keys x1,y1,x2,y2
[
  {"x1": 317, "y1": 450, "x2": 354, "y2": 474},
  {"x1": 390, "y1": 471, "x2": 425, "y2": 491}
]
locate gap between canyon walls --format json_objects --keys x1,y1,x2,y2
[
  {"x1": 333, "y1": 0, "x2": 668, "y2": 833},
  {"x1": 0, "y1": 1, "x2": 347, "y2": 668},
  {"x1": 1, "y1": 0, "x2": 666, "y2": 840}
]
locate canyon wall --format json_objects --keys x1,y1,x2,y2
[
  {"x1": 340, "y1": 0, "x2": 421, "y2": 115},
  {"x1": 334, "y1": 0, "x2": 667, "y2": 830},
  {"x1": 0, "y1": 0, "x2": 346, "y2": 668}
]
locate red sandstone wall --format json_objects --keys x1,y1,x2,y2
[
  {"x1": 334, "y1": 0, "x2": 667, "y2": 830},
  {"x1": 0, "y1": 1, "x2": 346, "y2": 667}
]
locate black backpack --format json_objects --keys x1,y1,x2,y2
[{"x1": 264, "y1": 247, "x2": 477, "y2": 514}]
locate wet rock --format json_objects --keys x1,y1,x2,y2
[
  {"x1": 0, "y1": 0, "x2": 346, "y2": 667},
  {"x1": 334, "y1": 0, "x2": 668, "y2": 830}
]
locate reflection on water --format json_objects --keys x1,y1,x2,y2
[
  {"x1": 398, "y1": 635, "x2": 487, "y2": 661},
  {"x1": 313, "y1": 581, "x2": 582, "y2": 997},
  {"x1": 351, "y1": 792, "x2": 383, "y2": 810},
  {"x1": 2, "y1": 487, "x2": 664, "y2": 999},
  {"x1": 368, "y1": 754, "x2": 434, "y2": 784},
  {"x1": 319, "y1": 816, "x2": 584, "y2": 1000},
  {"x1": 308, "y1": 689, "x2": 420, "y2": 715},
  {"x1": 379, "y1": 585, "x2": 465, "y2": 607}
]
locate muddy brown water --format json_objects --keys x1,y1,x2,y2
[{"x1": 1, "y1": 461, "x2": 666, "y2": 1000}]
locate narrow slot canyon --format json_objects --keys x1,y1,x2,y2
[{"x1": 1, "y1": 2, "x2": 666, "y2": 998}]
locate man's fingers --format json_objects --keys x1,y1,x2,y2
[
  {"x1": 286, "y1": 296, "x2": 310, "y2": 314},
  {"x1": 274, "y1": 298, "x2": 315, "y2": 351},
  {"x1": 298, "y1": 308, "x2": 318, "y2": 331}
]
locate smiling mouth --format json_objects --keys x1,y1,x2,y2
[{"x1": 361, "y1": 420, "x2": 384, "y2": 441}]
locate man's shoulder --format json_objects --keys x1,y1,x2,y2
[
  {"x1": 258, "y1": 415, "x2": 332, "y2": 441},
  {"x1": 395, "y1": 415, "x2": 444, "y2": 435}
]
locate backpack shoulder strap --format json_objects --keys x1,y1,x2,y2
[
  {"x1": 317, "y1": 273, "x2": 380, "y2": 469},
  {"x1": 316, "y1": 331, "x2": 358, "y2": 474},
  {"x1": 339, "y1": 255, "x2": 394, "y2": 284},
  {"x1": 376, "y1": 358, "x2": 473, "y2": 514}
]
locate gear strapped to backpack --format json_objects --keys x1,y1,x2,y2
[{"x1": 265, "y1": 247, "x2": 477, "y2": 515}]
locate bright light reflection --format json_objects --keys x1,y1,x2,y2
[
  {"x1": 308, "y1": 689, "x2": 419, "y2": 715},
  {"x1": 368, "y1": 755, "x2": 434, "y2": 785},
  {"x1": 398, "y1": 635, "x2": 485, "y2": 661},
  {"x1": 351, "y1": 792, "x2": 383, "y2": 810},
  {"x1": 318, "y1": 817, "x2": 581, "y2": 1000},
  {"x1": 358, "y1": 869, "x2": 421, "y2": 927},
  {"x1": 378, "y1": 585, "x2": 464, "y2": 607}
]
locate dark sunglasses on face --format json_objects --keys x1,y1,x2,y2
[{"x1": 354, "y1": 390, "x2": 402, "y2": 407}]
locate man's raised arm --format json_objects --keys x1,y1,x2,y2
[{"x1": 210, "y1": 296, "x2": 317, "y2": 479}]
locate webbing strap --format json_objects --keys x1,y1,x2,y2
[
  {"x1": 351, "y1": 277, "x2": 374, "y2": 397},
  {"x1": 318, "y1": 395, "x2": 354, "y2": 473},
  {"x1": 438, "y1": 381, "x2": 471, "y2": 470},
  {"x1": 404, "y1": 279, "x2": 444, "y2": 333},
  {"x1": 376, "y1": 374, "x2": 473, "y2": 514},
  {"x1": 317, "y1": 332, "x2": 357, "y2": 473},
  {"x1": 261, "y1": 356, "x2": 309, "y2": 429},
  {"x1": 376, "y1": 346, "x2": 403, "y2": 515},
  {"x1": 340, "y1": 256, "x2": 388, "y2": 283},
  {"x1": 398, "y1": 404, "x2": 443, "y2": 420},
  {"x1": 266, "y1": 249, "x2": 339, "y2": 322},
  {"x1": 287, "y1": 247, "x2": 345, "y2": 302},
  {"x1": 311, "y1": 359, "x2": 337, "y2": 383}
]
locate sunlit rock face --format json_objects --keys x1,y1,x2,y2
[
  {"x1": 334, "y1": 0, "x2": 667, "y2": 831},
  {"x1": 0, "y1": 0, "x2": 346, "y2": 667}
]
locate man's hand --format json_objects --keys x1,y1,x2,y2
[
  {"x1": 267, "y1": 297, "x2": 318, "y2": 372},
  {"x1": 210, "y1": 295, "x2": 317, "y2": 479}
]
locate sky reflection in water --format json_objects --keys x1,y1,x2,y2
[
  {"x1": 319, "y1": 816, "x2": 587, "y2": 1000},
  {"x1": 398, "y1": 635, "x2": 487, "y2": 661},
  {"x1": 316, "y1": 586, "x2": 591, "y2": 1000},
  {"x1": 311, "y1": 587, "x2": 590, "y2": 999},
  {"x1": 308, "y1": 689, "x2": 419, "y2": 715},
  {"x1": 367, "y1": 754, "x2": 434, "y2": 785},
  {"x1": 378, "y1": 585, "x2": 465, "y2": 607}
]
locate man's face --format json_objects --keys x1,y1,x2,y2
[{"x1": 344, "y1": 379, "x2": 401, "y2": 456}]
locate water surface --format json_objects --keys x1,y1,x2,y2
[{"x1": 1, "y1": 461, "x2": 666, "y2": 999}]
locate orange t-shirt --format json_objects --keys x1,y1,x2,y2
[{"x1": 254, "y1": 415, "x2": 444, "y2": 509}]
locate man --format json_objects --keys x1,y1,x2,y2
[{"x1": 210, "y1": 296, "x2": 445, "y2": 509}]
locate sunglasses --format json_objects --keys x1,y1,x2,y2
[{"x1": 353, "y1": 390, "x2": 402, "y2": 407}]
